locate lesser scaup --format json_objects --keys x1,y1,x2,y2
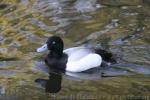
[{"x1": 36, "y1": 36, "x2": 115, "y2": 72}]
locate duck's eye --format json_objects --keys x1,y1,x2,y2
[{"x1": 52, "y1": 41, "x2": 56, "y2": 44}]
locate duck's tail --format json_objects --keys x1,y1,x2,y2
[{"x1": 95, "y1": 49, "x2": 116, "y2": 63}]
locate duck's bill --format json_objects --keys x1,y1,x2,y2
[{"x1": 37, "y1": 44, "x2": 48, "y2": 53}]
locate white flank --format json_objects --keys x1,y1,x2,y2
[{"x1": 66, "y1": 54, "x2": 102, "y2": 72}]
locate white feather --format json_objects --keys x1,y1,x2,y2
[
  {"x1": 63, "y1": 46, "x2": 93, "y2": 62},
  {"x1": 66, "y1": 54, "x2": 102, "y2": 72}
]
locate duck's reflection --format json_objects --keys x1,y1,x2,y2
[
  {"x1": 35, "y1": 70, "x2": 62, "y2": 93},
  {"x1": 33, "y1": 61, "x2": 129, "y2": 93}
]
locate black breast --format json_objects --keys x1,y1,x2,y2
[{"x1": 45, "y1": 53, "x2": 68, "y2": 71}]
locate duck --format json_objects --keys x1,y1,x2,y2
[{"x1": 36, "y1": 36, "x2": 116, "y2": 72}]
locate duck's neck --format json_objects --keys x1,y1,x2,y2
[{"x1": 49, "y1": 51, "x2": 63, "y2": 58}]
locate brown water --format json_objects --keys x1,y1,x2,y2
[{"x1": 0, "y1": 0, "x2": 150, "y2": 100}]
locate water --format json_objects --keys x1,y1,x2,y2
[{"x1": 0, "y1": 0, "x2": 150, "y2": 99}]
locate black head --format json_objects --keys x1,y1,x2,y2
[{"x1": 46, "y1": 36, "x2": 64, "y2": 54}]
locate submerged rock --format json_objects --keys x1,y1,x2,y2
[
  {"x1": 99, "y1": 0, "x2": 143, "y2": 6},
  {"x1": 0, "y1": 4, "x2": 8, "y2": 9},
  {"x1": 0, "y1": 86, "x2": 5, "y2": 95},
  {"x1": 145, "y1": 0, "x2": 150, "y2": 3},
  {"x1": 74, "y1": 0, "x2": 101, "y2": 12}
]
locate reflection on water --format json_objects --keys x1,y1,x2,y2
[
  {"x1": 0, "y1": 0, "x2": 150, "y2": 99},
  {"x1": 35, "y1": 71, "x2": 62, "y2": 93},
  {"x1": 33, "y1": 60, "x2": 150, "y2": 94}
]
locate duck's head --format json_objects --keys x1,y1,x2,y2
[{"x1": 37, "y1": 36, "x2": 64, "y2": 54}]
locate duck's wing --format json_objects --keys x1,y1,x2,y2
[
  {"x1": 63, "y1": 46, "x2": 94, "y2": 62},
  {"x1": 66, "y1": 54, "x2": 102, "y2": 72}
]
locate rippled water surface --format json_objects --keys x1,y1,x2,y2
[{"x1": 0, "y1": 0, "x2": 150, "y2": 99}]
